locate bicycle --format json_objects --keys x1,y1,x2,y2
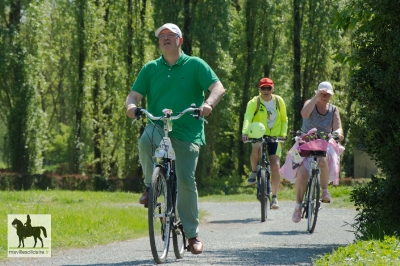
[
  {"x1": 290, "y1": 130, "x2": 339, "y2": 233},
  {"x1": 134, "y1": 104, "x2": 207, "y2": 264},
  {"x1": 245, "y1": 136, "x2": 286, "y2": 222}
]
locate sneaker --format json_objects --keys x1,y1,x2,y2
[
  {"x1": 292, "y1": 207, "x2": 302, "y2": 223},
  {"x1": 321, "y1": 190, "x2": 332, "y2": 203},
  {"x1": 271, "y1": 197, "x2": 279, "y2": 210},
  {"x1": 247, "y1": 171, "x2": 257, "y2": 185}
]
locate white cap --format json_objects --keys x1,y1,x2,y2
[
  {"x1": 155, "y1": 23, "x2": 182, "y2": 38},
  {"x1": 317, "y1": 81, "x2": 334, "y2": 95}
]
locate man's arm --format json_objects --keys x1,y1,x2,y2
[
  {"x1": 200, "y1": 81, "x2": 225, "y2": 116},
  {"x1": 125, "y1": 91, "x2": 144, "y2": 118}
]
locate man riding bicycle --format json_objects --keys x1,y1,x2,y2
[
  {"x1": 125, "y1": 23, "x2": 225, "y2": 254},
  {"x1": 241, "y1": 77, "x2": 288, "y2": 209}
]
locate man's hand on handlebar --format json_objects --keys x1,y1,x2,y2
[
  {"x1": 241, "y1": 134, "x2": 249, "y2": 142},
  {"x1": 199, "y1": 103, "x2": 212, "y2": 117},
  {"x1": 126, "y1": 106, "x2": 136, "y2": 119}
]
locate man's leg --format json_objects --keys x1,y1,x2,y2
[
  {"x1": 138, "y1": 124, "x2": 163, "y2": 205},
  {"x1": 269, "y1": 154, "x2": 281, "y2": 209},
  {"x1": 270, "y1": 155, "x2": 281, "y2": 196},
  {"x1": 247, "y1": 143, "x2": 261, "y2": 185},
  {"x1": 170, "y1": 138, "x2": 203, "y2": 254}
]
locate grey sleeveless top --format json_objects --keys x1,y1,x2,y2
[{"x1": 301, "y1": 104, "x2": 336, "y2": 133}]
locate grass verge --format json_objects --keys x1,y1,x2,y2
[
  {"x1": 1, "y1": 190, "x2": 147, "y2": 260},
  {"x1": 314, "y1": 236, "x2": 400, "y2": 265}
]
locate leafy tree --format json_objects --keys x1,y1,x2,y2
[
  {"x1": 1, "y1": 0, "x2": 33, "y2": 173},
  {"x1": 338, "y1": 0, "x2": 400, "y2": 239},
  {"x1": 0, "y1": 0, "x2": 356, "y2": 193},
  {"x1": 292, "y1": 0, "x2": 345, "y2": 130}
]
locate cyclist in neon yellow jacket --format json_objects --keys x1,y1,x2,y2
[{"x1": 242, "y1": 77, "x2": 288, "y2": 210}]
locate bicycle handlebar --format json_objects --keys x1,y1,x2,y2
[
  {"x1": 244, "y1": 136, "x2": 287, "y2": 144},
  {"x1": 133, "y1": 104, "x2": 208, "y2": 124},
  {"x1": 290, "y1": 130, "x2": 340, "y2": 141}
]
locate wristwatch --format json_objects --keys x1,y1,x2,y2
[{"x1": 205, "y1": 100, "x2": 214, "y2": 109}]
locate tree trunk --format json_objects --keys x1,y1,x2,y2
[
  {"x1": 293, "y1": 0, "x2": 302, "y2": 131},
  {"x1": 71, "y1": 0, "x2": 86, "y2": 173},
  {"x1": 7, "y1": 0, "x2": 29, "y2": 172},
  {"x1": 238, "y1": 1, "x2": 257, "y2": 178}
]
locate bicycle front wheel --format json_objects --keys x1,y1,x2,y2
[
  {"x1": 306, "y1": 173, "x2": 320, "y2": 233},
  {"x1": 258, "y1": 168, "x2": 268, "y2": 222},
  {"x1": 148, "y1": 166, "x2": 171, "y2": 264},
  {"x1": 172, "y1": 198, "x2": 186, "y2": 259}
]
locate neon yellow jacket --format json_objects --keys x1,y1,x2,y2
[{"x1": 242, "y1": 94, "x2": 288, "y2": 137}]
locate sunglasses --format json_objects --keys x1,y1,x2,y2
[{"x1": 260, "y1": 86, "x2": 273, "y2": 91}]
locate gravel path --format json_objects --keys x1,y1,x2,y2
[{"x1": 2, "y1": 201, "x2": 356, "y2": 266}]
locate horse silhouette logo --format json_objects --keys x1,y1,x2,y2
[
  {"x1": 8, "y1": 214, "x2": 51, "y2": 257},
  {"x1": 11, "y1": 214, "x2": 47, "y2": 248}
]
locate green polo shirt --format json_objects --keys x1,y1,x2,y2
[{"x1": 131, "y1": 52, "x2": 219, "y2": 145}]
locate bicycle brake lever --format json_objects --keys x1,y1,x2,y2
[{"x1": 192, "y1": 114, "x2": 208, "y2": 124}]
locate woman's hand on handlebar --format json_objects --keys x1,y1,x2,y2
[{"x1": 241, "y1": 134, "x2": 249, "y2": 142}]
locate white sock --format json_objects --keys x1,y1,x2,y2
[{"x1": 295, "y1": 203, "x2": 302, "y2": 209}]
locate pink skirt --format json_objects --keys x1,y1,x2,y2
[{"x1": 279, "y1": 139, "x2": 345, "y2": 185}]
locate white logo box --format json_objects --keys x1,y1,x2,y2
[{"x1": 8, "y1": 214, "x2": 52, "y2": 258}]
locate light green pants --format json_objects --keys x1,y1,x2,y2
[{"x1": 138, "y1": 124, "x2": 200, "y2": 239}]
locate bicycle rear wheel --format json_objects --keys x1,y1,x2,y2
[
  {"x1": 148, "y1": 166, "x2": 171, "y2": 264},
  {"x1": 258, "y1": 168, "x2": 268, "y2": 222},
  {"x1": 306, "y1": 173, "x2": 320, "y2": 233},
  {"x1": 172, "y1": 199, "x2": 186, "y2": 259}
]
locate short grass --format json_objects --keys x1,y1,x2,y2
[{"x1": 1, "y1": 190, "x2": 147, "y2": 260}]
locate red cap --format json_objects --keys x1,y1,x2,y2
[{"x1": 259, "y1": 78, "x2": 274, "y2": 88}]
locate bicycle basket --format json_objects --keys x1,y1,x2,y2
[{"x1": 297, "y1": 139, "x2": 328, "y2": 157}]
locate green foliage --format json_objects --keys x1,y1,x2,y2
[
  {"x1": 314, "y1": 236, "x2": 400, "y2": 265},
  {"x1": 339, "y1": 0, "x2": 400, "y2": 240},
  {"x1": 47, "y1": 123, "x2": 71, "y2": 165},
  {"x1": 350, "y1": 175, "x2": 400, "y2": 240},
  {"x1": 0, "y1": 1, "x2": 356, "y2": 195}
]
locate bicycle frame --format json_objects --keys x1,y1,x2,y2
[
  {"x1": 302, "y1": 154, "x2": 322, "y2": 233},
  {"x1": 135, "y1": 105, "x2": 205, "y2": 263},
  {"x1": 258, "y1": 139, "x2": 272, "y2": 198},
  {"x1": 245, "y1": 136, "x2": 286, "y2": 222}
]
